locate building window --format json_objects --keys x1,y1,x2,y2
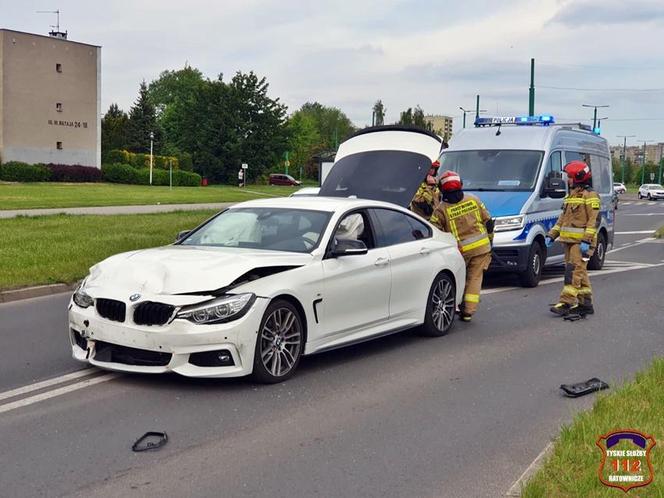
[
  {"x1": 56, "y1": 102, "x2": 63, "y2": 112},
  {"x1": 56, "y1": 63, "x2": 62, "y2": 73},
  {"x1": 56, "y1": 141, "x2": 63, "y2": 150}
]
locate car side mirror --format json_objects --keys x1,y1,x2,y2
[
  {"x1": 332, "y1": 238, "x2": 368, "y2": 257},
  {"x1": 176, "y1": 230, "x2": 191, "y2": 242},
  {"x1": 543, "y1": 175, "x2": 566, "y2": 199}
]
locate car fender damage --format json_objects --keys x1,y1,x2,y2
[{"x1": 177, "y1": 266, "x2": 302, "y2": 297}]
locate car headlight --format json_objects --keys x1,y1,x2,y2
[
  {"x1": 176, "y1": 293, "x2": 256, "y2": 324},
  {"x1": 494, "y1": 215, "x2": 525, "y2": 232},
  {"x1": 73, "y1": 288, "x2": 94, "y2": 309}
]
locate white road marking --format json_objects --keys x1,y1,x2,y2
[
  {"x1": 624, "y1": 213, "x2": 664, "y2": 216},
  {"x1": 608, "y1": 238, "x2": 657, "y2": 254},
  {"x1": 0, "y1": 368, "x2": 97, "y2": 402},
  {"x1": 0, "y1": 373, "x2": 119, "y2": 415},
  {"x1": 615, "y1": 230, "x2": 655, "y2": 235},
  {"x1": 506, "y1": 442, "x2": 555, "y2": 496}
]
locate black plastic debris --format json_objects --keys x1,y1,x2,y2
[
  {"x1": 563, "y1": 313, "x2": 586, "y2": 321},
  {"x1": 132, "y1": 431, "x2": 168, "y2": 452},
  {"x1": 560, "y1": 378, "x2": 609, "y2": 398}
]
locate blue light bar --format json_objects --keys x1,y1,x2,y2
[{"x1": 474, "y1": 115, "x2": 555, "y2": 127}]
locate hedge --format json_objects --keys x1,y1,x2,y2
[
  {"x1": 101, "y1": 163, "x2": 201, "y2": 186},
  {"x1": 106, "y1": 150, "x2": 179, "y2": 170},
  {"x1": 47, "y1": 164, "x2": 102, "y2": 182},
  {"x1": 0, "y1": 161, "x2": 51, "y2": 182}
]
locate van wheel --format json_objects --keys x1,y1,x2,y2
[
  {"x1": 588, "y1": 232, "x2": 606, "y2": 271},
  {"x1": 519, "y1": 242, "x2": 543, "y2": 288}
]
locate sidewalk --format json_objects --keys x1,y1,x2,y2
[{"x1": 0, "y1": 202, "x2": 233, "y2": 219}]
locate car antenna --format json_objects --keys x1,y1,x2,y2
[{"x1": 495, "y1": 124, "x2": 502, "y2": 136}]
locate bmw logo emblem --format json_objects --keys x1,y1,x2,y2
[{"x1": 129, "y1": 293, "x2": 141, "y2": 302}]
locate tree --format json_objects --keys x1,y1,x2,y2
[
  {"x1": 372, "y1": 100, "x2": 386, "y2": 126},
  {"x1": 127, "y1": 81, "x2": 161, "y2": 153},
  {"x1": 101, "y1": 103, "x2": 129, "y2": 161},
  {"x1": 398, "y1": 105, "x2": 432, "y2": 131}
]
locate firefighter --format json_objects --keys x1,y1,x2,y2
[
  {"x1": 409, "y1": 160, "x2": 441, "y2": 220},
  {"x1": 546, "y1": 160, "x2": 600, "y2": 316},
  {"x1": 430, "y1": 171, "x2": 494, "y2": 322}
]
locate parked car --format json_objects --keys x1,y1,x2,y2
[
  {"x1": 68, "y1": 127, "x2": 464, "y2": 383},
  {"x1": 613, "y1": 182, "x2": 626, "y2": 194},
  {"x1": 269, "y1": 174, "x2": 301, "y2": 186},
  {"x1": 289, "y1": 187, "x2": 320, "y2": 197},
  {"x1": 638, "y1": 184, "x2": 664, "y2": 200}
]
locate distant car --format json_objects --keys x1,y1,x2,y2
[
  {"x1": 269, "y1": 174, "x2": 301, "y2": 186},
  {"x1": 613, "y1": 182, "x2": 626, "y2": 194},
  {"x1": 289, "y1": 187, "x2": 320, "y2": 197},
  {"x1": 638, "y1": 184, "x2": 664, "y2": 200}
]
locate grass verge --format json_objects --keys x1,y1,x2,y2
[
  {"x1": 0, "y1": 210, "x2": 216, "y2": 290},
  {"x1": 655, "y1": 226, "x2": 664, "y2": 239},
  {"x1": 0, "y1": 182, "x2": 307, "y2": 210},
  {"x1": 522, "y1": 357, "x2": 664, "y2": 497}
]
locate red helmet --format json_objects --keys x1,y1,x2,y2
[
  {"x1": 564, "y1": 160, "x2": 592, "y2": 184},
  {"x1": 439, "y1": 170, "x2": 462, "y2": 191},
  {"x1": 428, "y1": 160, "x2": 441, "y2": 176}
]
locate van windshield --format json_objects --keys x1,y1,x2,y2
[{"x1": 439, "y1": 149, "x2": 544, "y2": 191}]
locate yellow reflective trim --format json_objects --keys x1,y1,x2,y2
[
  {"x1": 461, "y1": 237, "x2": 490, "y2": 252},
  {"x1": 564, "y1": 198, "x2": 585, "y2": 205},
  {"x1": 585, "y1": 228, "x2": 597, "y2": 234},
  {"x1": 578, "y1": 286, "x2": 592, "y2": 295},
  {"x1": 587, "y1": 199, "x2": 600, "y2": 209},
  {"x1": 552, "y1": 225, "x2": 561, "y2": 231},
  {"x1": 464, "y1": 293, "x2": 480, "y2": 303},
  {"x1": 562, "y1": 285, "x2": 578, "y2": 296},
  {"x1": 449, "y1": 219, "x2": 459, "y2": 239},
  {"x1": 430, "y1": 213, "x2": 440, "y2": 225},
  {"x1": 560, "y1": 231, "x2": 584, "y2": 239},
  {"x1": 446, "y1": 200, "x2": 480, "y2": 219}
]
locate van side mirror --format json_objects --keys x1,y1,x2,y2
[
  {"x1": 543, "y1": 175, "x2": 566, "y2": 199},
  {"x1": 176, "y1": 230, "x2": 191, "y2": 242}
]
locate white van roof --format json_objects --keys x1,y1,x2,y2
[{"x1": 449, "y1": 124, "x2": 609, "y2": 156}]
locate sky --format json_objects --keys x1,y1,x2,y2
[{"x1": 2, "y1": 0, "x2": 664, "y2": 146}]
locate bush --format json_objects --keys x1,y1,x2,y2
[
  {"x1": 101, "y1": 163, "x2": 138, "y2": 184},
  {"x1": 106, "y1": 150, "x2": 130, "y2": 164},
  {"x1": 174, "y1": 170, "x2": 202, "y2": 186},
  {"x1": 0, "y1": 161, "x2": 51, "y2": 182},
  {"x1": 177, "y1": 152, "x2": 193, "y2": 172},
  {"x1": 107, "y1": 149, "x2": 179, "y2": 170},
  {"x1": 47, "y1": 164, "x2": 102, "y2": 182}
]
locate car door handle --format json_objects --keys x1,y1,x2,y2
[
  {"x1": 374, "y1": 257, "x2": 389, "y2": 267},
  {"x1": 419, "y1": 247, "x2": 431, "y2": 255}
]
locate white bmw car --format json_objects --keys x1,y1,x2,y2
[{"x1": 68, "y1": 127, "x2": 465, "y2": 382}]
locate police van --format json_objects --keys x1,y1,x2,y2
[{"x1": 441, "y1": 115, "x2": 615, "y2": 287}]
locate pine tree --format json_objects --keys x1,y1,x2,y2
[{"x1": 127, "y1": 81, "x2": 160, "y2": 153}]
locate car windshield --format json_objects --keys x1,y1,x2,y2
[
  {"x1": 439, "y1": 149, "x2": 544, "y2": 191},
  {"x1": 649, "y1": 184, "x2": 663, "y2": 189},
  {"x1": 319, "y1": 150, "x2": 432, "y2": 207},
  {"x1": 180, "y1": 208, "x2": 332, "y2": 253}
]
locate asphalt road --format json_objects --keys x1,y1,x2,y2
[{"x1": 0, "y1": 200, "x2": 662, "y2": 497}]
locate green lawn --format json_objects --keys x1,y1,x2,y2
[
  {"x1": 655, "y1": 226, "x2": 664, "y2": 239},
  {"x1": 0, "y1": 182, "x2": 308, "y2": 210},
  {"x1": 522, "y1": 357, "x2": 664, "y2": 497},
  {"x1": 0, "y1": 211, "x2": 216, "y2": 290}
]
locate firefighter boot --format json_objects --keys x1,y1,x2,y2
[
  {"x1": 577, "y1": 295, "x2": 594, "y2": 315},
  {"x1": 550, "y1": 302, "x2": 574, "y2": 316}
]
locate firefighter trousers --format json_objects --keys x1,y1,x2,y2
[
  {"x1": 462, "y1": 251, "x2": 492, "y2": 315},
  {"x1": 559, "y1": 243, "x2": 592, "y2": 305}
]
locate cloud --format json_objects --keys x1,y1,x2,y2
[{"x1": 549, "y1": 0, "x2": 664, "y2": 26}]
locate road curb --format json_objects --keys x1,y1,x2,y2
[
  {"x1": 505, "y1": 441, "x2": 555, "y2": 496},
  {"x1": 0, "y1": 283, "x2": 76, "y2": 304}
]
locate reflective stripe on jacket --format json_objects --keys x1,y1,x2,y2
[
  {"x1": 430, "y1": 193, "x2": 493, "y2": 258},
  {"x1": 548, "y1": 186, "x2": 600, "y2": 244},
  {"x1": 409, "y1": 182, "x2": 440, "y2": 220}
]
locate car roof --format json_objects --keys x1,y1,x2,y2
[{"x1": 229, "y1": 195, "x2": 411, "y2": 213}]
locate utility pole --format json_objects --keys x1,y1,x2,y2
[
  {"x1": 637, "y1": 140, "x2": 655, "y2": 185},
  {"x1": 459, "y1": 106, "x2": 486, "y2": 128},
  {"x1": 528, "y1": 58, "x2": 535, "y2": 116},
  {"x1": 616, "y1": 135, "x2": 635, "y2": 184},
  {"x1": 475, "y1": 95, "x2": 480, "y2": 121},
  {"x1": 149, "y1": 131, "x2": 154, "y2": 186},
  {"x1": 582, "y1": 104, "x2": 609, "y2": 130}
]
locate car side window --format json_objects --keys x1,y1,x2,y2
[
  {"x1": 370, "y1": 208, "x2": 429, "y2": 247},
  {"x1": 332, "y1": 211, "x2": 374, "y2": 249}
]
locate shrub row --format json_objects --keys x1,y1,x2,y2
[
  {"x1": 101, "y1": 163, "x2": 201, "y2": 186},
  {"x1": 0, "y1": 161, "x2": 102, "y2": 182},
  {"x1": 106, "y1": 150, "x2": 187, "y2": 171}
]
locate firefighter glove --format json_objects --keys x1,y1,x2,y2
[
  {"x1": 545, "y1": 236, "x2": 554, "y2": 248},
  {"x1": 580, "y1": 241, "x2": 590, "y2": 254}
]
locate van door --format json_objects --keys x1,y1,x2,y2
[{"x1": 538, "y1": 151, "x2": 566, "y2": 262}]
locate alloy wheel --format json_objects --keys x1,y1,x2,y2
[
  {"x1": 259, "y1": 307, "x2": 302, "y2": 378},
  {"x1": 431, "y1": 278, "x2": 455, "y2": 331}
]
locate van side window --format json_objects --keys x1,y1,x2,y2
[
  {"x1": 545, "y1": 151, "x2": 562, "y2": 178},
  {"x1": 565, "y1": 151, "x2": 593, "y2": 188}
]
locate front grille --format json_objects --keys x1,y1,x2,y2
[
  {"x1": 133, "y1": 301, "x2": 175, "y2": 326},
  {"x1": 95, "y1": 298, "x2": 126, "y2": 322},
  {"x1": 493, "y1": 248, "x2": 520, "y2": 259},
  {"x1": 93, "y1": 340, "x2": 172, "y2": 366}
]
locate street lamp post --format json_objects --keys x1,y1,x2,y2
[
  {"x1": 149, "y1": 131, "x2": 154, "y2": 186},
  {"x1": 636, "y1": 139, "x2": 655, "y2": 185},
  {"x1": 616, "y1": 135, "x2": 635, "y2": 184},
  {"x1": 582, "y1": 104, "x2": 609, "y2": 130},
  {"x1": 459, "y1": 106, "x2": 487, "y2": 128}
]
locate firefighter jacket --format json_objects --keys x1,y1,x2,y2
[
  {"x1": 430, "y1": 192, "x2": 493, "y2": 258},
  {"x1": 409, "y1": 181, "x2": 440, "y2": 220},
  {"x1": 548, "y1": 186, "x2": 600, "y2": 244}
]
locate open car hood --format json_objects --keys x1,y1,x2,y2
[
  {"x1": 85, "y1": 246, "x2": 311, "y2": 296},
  {"x1": 319, "y1": 126, "x2": 443, "y2": 207}
]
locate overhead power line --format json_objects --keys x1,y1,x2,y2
[{"x1": 540, "y1": 85, "x2": 664, "y2": 92}]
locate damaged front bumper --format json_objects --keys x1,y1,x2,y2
[{"x1": 68, "y1": 295, "x2": 269, "y2": 378}]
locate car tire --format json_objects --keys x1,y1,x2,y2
[
  {"x1": 588, "y1": 231, "x2": 607, "y2": 271},
  {"x1": 419, "y1": 272, "x2": 456, "y2": 337},
  {"x1": 648, "y1": 194, "x2": 652, "y2": 200},
  {"x1": 518, "y1": 241, "x2": 543, "y2": 288},
  {"x1": 252, "y1": 299, "x2": 304, "y2": 384}
]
